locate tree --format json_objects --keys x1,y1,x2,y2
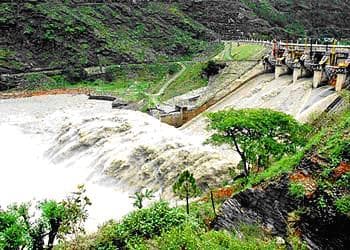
[
  {"x1": 207, "y1": 108, "x2": 310, "y2": 177},
  {"x1": 130, "y1": 189, "x2": 154, "y2": 209},
  {"x1": 0, "y1": 185, "x2": 91, "y2": 250},
  {"x1": 173, "y1": 170, "x2": 201, "y2": 214}
]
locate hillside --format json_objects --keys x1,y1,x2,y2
[
  {"x1": 178, "y1": 0, "x2": 350, "y2": 39},
  {"x1": 0, "y1": 0, "x2": 216, "y2": 74},
  {"x1": 2, "y1": 0, "x2": 350, "y2": 75},
  {"x1": 213, "y1": 105, "x2": 350, "y2": 249}
]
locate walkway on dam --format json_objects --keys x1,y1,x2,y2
[{"x1": 180, "y1": 73, "x2": 339, "y2": 139}]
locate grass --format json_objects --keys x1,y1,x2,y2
[
  {"x1": 230, "y1": 44, "x2": 266, "y2": 61},
  {"x1": 13, "y1": 63, "x2": 184, "y2": 102},
  {"x1": 214, "y1": 43, "x2": 266, "y2": 61},
  {"x1": 161, "y1": 62, "x2": 208, "y2": 101}
]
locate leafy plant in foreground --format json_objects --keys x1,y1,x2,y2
[
  {"x1": 0, "y1": 185, "x2": 91, "y2": 250},
  {"x1": 130, "y1": 189, "x2": 154, "y2": 209}
]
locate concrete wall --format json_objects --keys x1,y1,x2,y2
[{"x1": 160, "y1": 64, "x2": 265, "y2": 127}]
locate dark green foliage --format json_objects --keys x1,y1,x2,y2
[
  {"x1": 203, "y1": 60, "x2": 226, "y2": 78},
  {"x1": 208, "y1": 108, "x2": 310, "y2": 176},
  {"x1": 63, "y1": 65, "x2": 87, "y2": 83},
  {"x1": 173, "y1": 170, "x2": 201, "y2": 214}
]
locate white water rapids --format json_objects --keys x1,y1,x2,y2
[{"x1": 0, "y1": 94, "x2": 236, "y2": 230}]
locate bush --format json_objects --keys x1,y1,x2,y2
[
  {"x1": 335, "y1": 195, "x2": 350, "y2": 215},
  {"x1": 168, "y1": 63, "x2": 181, "y2": 75},
  {"x1": 289, "y1": 182, "x2": 306, "y2": 199},
  {"x1": 203, "y1": 60, "x2": 225, "y2": 78},
  {"x1": 24, "y1": 73, "x2": 56, "y2": 90},
  {"x1": 63, "y1": 65, "x2": 87, "y2": 83},
  {"x1": 94, "y1": 201, "x2": 187, "y2": 249},
  {"x1": 154, "y1": 222, "x2": 279, "y2": 250}
]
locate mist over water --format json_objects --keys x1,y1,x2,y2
[
  {"x1": 0, "y1": 94, "x2": 235, "y2": 230},
  {"x1": 0, "y1": 123, "x2": 134, "y2": 231}
]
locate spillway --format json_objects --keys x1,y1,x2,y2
[
  {"x1": 0, "y1": 94, "x2": 237, "y2": 230},
  {"x1": 181, "y1": 74, "x2": 339, "y2": 138}
]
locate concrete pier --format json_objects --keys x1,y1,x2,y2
[
  {"x1": 336, "y1": 69, "x2": 347, "y2": 92},
  {"x1": 293, "y1": 65, "x2": 302, "y2": 84},
  {"x1": 313, "y1": 69, "x2": 323, "y2": 88},
  {"x1": 275, "y1": 64, "x2": 289, "y2": 79}
]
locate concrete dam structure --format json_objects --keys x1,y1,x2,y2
[
  {"x1": 157, "y1": 40, "x2": 348, "y2": 129},
  {"x1": 261, "y1": 39, "x2": 350, "y2": 91}
]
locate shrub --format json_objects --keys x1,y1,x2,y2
[
  {"x1": 24, "y1": 73, "x2": 56, "y2": 90},
  {"x1": 335, "y1": 195, "x2": 350, "y2": 215},
  {"x1": 289, "y1": 182, "x2": 306, "y2": 199},
  {"x1": 94, "y1": 201, "x2": 187, "y2": 249},
  {"x1": 168, "y1": 63, "x2": 181, "y2": 75},
  {"x1": 203, "y1": 60, "x2": 225, "y2": 78},
  {"x1": 63, "y1": 65, "x2": 87, "y2": 83},
  {"x1": 154, "y1": 222, "x2": 279, "y2": 250}
]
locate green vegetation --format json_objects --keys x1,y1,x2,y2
[
  {"x1": 0, "y1": 48, "x2": 23, "y2": 70},
  {"x1": 335, "y1": 195, "x2": 350, "y2": 215},
  {"x1": 0, "y1": 186, "x2": 90, "y2": 250},
  {"x1": 130, "y1": 189, "x2": 154, "y2": 209},
  {"x1": 161, "y1": 62, "x2": 209, "y2": 101},
  {"x1": 150, "y1": 222, "x2": 281, "y2": 250},
  {"x1": 241, "y1": 0, "x2": 287, "y2": 26},
  {"x1": 230, "y1": 44, "x2": 266, "y2": 61},
  {"x1": 173, "y1": 171, "x2": 201, "y2": 214},
  {"x1": 289, "y1": 182, "x2": 306, "y2": 199},
  {"x1": 1, "y1": 1, "x2": 218, "y2": 72},
  {"x1": 208, "y1": 108, "x2": 310, "y2": 176},
  {"x1": 56, "y1": 199, "x2": 283, "y2": 250},
  {"x1": 214, "y1": 42, "x2": 266, "y2": 61}
]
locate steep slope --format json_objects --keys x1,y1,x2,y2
[
  {"x1": 0, "y1": 0, "x2": 216, "y2": 74},
  {"x1": 212, "y1": 107, "x2": 350, "y2": 249}
]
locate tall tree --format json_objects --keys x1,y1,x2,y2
[
  {"x1": 173, "y1": 170, "x2": 201, "y2": 214},
  {"x1": 207, "y1": 108, "x2": 310, "y2": 177}
]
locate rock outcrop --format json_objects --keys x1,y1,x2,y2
[{"x1": 212, "y1": 155, "x2": 350, "y2": 249}]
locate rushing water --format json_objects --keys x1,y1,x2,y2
[
  {"x1": 0, "y1": 94, "x2": 236, "y2": 230},
  {"x1": 0, "y1": 75, "x2": 339, "y2": 230}
]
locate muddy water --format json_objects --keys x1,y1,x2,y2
[{"x1": 0, "y1": 94, "x2": 237, "y2": 230}]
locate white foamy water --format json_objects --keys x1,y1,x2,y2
[
  {"x1": 0, "y1": 123, "x2": 134, "y2": 231},
  {"x1": 0, "y1": 94, "x2": 236, "y2": 230}
]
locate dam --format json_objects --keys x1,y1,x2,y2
[
  {"x1": 0, "y1": 40, "x2": 348, "y2": 231},
  {"x1": 156, "y1": 40, "x2": 348, "y2": 131}
]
